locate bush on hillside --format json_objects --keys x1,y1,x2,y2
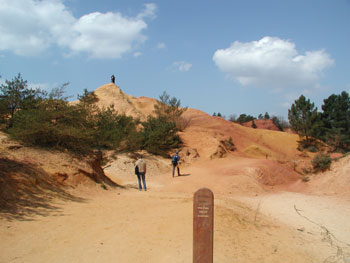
[
  {"x1": 154, "y1": 91, "x2": 187, "y2": 130},
  {"x1": 141, "y1": 116, "x2": 182, "y2": 157},
  {"x1": 271, "y1": 116, "x2": 289, "y2": 131},
  {"x1": 1, "y1": 75, "x2": 186, "y2": 157},
  {"x1": 7, "y1": 100, "x2": 95, "y2": 153},
  {"x1": 0, "y1": 98, "x2": 8, "y2": 124},
  {"x1": 94, "y1": 106, "x2": 138, "y2": 150},
  {"x1": 252, "y1": 120, "x2": 257, "y2": 128},
  {"x1": 222, "y1": 137, "x2": 236, "y2": 151},
  {"x1": 237, "y1": 114, "x2": 255, "y2": 123},
  {"x1": 311, "y1": 153, "x2": 332, "y2": 173}
]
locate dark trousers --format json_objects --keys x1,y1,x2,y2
[
  {"x1": 137, "y1": 172, "x2": 146, "y2": 190},
  {"x1": 172, "y1": 164, "x2": 180, "y2": 177}
]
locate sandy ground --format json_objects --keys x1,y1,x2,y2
[{"x1": 1, "y1": 157, "x2": 350, "y2": 263}]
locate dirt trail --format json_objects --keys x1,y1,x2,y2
[
  {"x1": 237, "y1": 193, "x2": 350, "y2": 262},
  {"x1": 1, "y1": 159, "x2": 350, "y2": 263}
]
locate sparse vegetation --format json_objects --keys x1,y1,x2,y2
[
  {"x1": 252, "y1": 120, "x2": 257, "y2": 128},
  {"x1": 236, "y1": 114, "x2": 255, "y2": 123},
  {"x1": 302, "y1": 166, "x2": 313, "y2": 175},
  {"x1": 100, "y1": 183, "x2": 108, "y2": 190},
  {"x1": 271, "y1": 115, "x2": 289, "y2": 131},
  {"x1": 221, "y1": 137, "x2": 236, "y2": 151},
  {"x1": 153, "y1": 91, "x2": 187, "y2": 130},
  {"x1": 0, "y1": 75, "x2": 184, "y2": 157},
  {"x1": 140, "y1": 116, "x2": 181, "y2": 157},
  {"x1": 312, "y1": 153, "x2": 332, "y2": 173}
]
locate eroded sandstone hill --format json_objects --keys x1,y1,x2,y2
[
  {"x1": 89, "y1": 84, "x2": 312, "y2": 189},
  {"x1": 92, "y1": 84, "x2": 303, "y2": 161},
  {"x1": 93, "y1": 83, "x2": 157, "y2": 121}
]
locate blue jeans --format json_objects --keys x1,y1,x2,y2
[{"x1": 137, "y1": 172, "x2": 146, "y2": 190}]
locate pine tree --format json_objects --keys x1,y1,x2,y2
[
  {"x1": 264, "y1": 112, "x2": 270, "y2": 119},
  {"x1": 320, "y1": 91, "x2": 350, "y2": 151},
  {"x1": 252, "y1": 119, "x2": 257, "y2": 128},
  {"x1": 288, "y1": 95, "x2": 318, "y2": 143}
]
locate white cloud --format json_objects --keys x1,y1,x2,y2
[
  {"x1": 0, "y1": 0, "x2": 74, "y2": 56},
  {"x1": 172, "y1": 61, "x2": 192, "y2": 72},
  {"x1": 69, "y1": 11, "x2": 148, "y2": 58},
  {"x1": 0, "y1": 0, "x2": 156, "y2": 58},
  {"x1": 213, "y1": 36, "x2": 334, "y2": 90},
  {"x1": 156, "y1": 42, "x2": 166, "y2": 49},
  {"x1": 133, "y1": 52, "x2": 142, "y2": 57},
  {"x1": 137, "y1": 3, "x2": 157, "y2": 20}
]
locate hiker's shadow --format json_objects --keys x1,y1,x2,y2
[
  {"x1": 178, "y1": 174, "x2": 191, "y2": 177},
  {"x1": 124, "y1": 184, "x2": 140, "y2": 190}
]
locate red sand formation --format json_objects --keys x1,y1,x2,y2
[{"x1": 241, "y1": 119, "x2": 281, "y2": 131}]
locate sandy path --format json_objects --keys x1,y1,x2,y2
[
  {"x1": 237, "y1": 192, "x2": 350, "y2": 245},
  {"x1": 0, "y1": 189, "x2": 323, "y2": 263},
  {"x1": 237, "y1": 192, "x2": 350, "y2": 262},
  {"x1": 1, "y1": 160, "x2": 350, "y2": 262}
]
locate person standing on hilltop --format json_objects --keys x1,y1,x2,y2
[
  {"x1": 111, "y1": 74, "x2": 115, "y2": 84},
  {"x1": 171, "y1": 151, "x2": 181, "y2": 177},
  {"x1": 135, "y1": 155, "x2": 147, "y2": 191}
]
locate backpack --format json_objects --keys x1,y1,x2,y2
[{"x1": 172, "y1": 154, "x2": 179, "y2": 165}]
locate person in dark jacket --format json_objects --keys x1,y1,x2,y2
[{"x1": 171, "y1": 151, "x2": 181, "y2": 177}]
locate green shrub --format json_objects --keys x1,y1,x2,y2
[
  {"x1": 222, "y1": 137, "x2": 236, "y2": 151},
  {"x1": 154, "y1": 91, "x2": 187, "y2": 123},
  {"x1": 312, "y1": 153, "x2": 332, "y2": 172},
  {"x1": 141, "y1": 116, "x2": 181, "y2": 157},
  {"x1": 237, "y1": 114, "x2": 255, "y2": 123},
  {"x1": 6, "y1": 92, "x2": 144, "y2": 154},
  {"x1": 252, "y1": 120, "x2": 257, "y2": 128},
  {"x1": 307, "y1": 145, "x2": 319, "y2": 153},
  {"x1": 7, "y1": 103, "x2": 94, "y2": 153},
  {"x1": 3, "y1": 78, "x2": 186, "y2": 157},
  {"x1": 94, "y1": 106, "x2": 136, "y2": 150}
]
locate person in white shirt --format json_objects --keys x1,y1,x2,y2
[{"x1": 135, "y1": 155, "x2": 147, "y2": 191}]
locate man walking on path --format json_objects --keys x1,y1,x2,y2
[
  {"x1": 135, "y1": 155, "x2": 147, "y2": 191},
  {"x1": 171, "y1": 151, "x2": 181, "y2": 177}
]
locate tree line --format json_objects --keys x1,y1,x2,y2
[
  {"x1": 0, "y1": 74, "x2": 185, "y2": 156},
  {"x1": 288, "y1": 92, "x2": 350, "y2": 152},
  {"x1": 212, "y1": 91, "x2": 349, "y2": 153},
  {"x1": 214, "y1": 111, "x2": 289, "y2": 131}
]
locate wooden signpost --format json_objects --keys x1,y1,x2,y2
[{"x1": 193, "y1": 188, "x2": 214, "y2": 263}]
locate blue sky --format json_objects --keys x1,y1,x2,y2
[{"x1": 1, "y1": 0, "x2": 349, "y2": 120}]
